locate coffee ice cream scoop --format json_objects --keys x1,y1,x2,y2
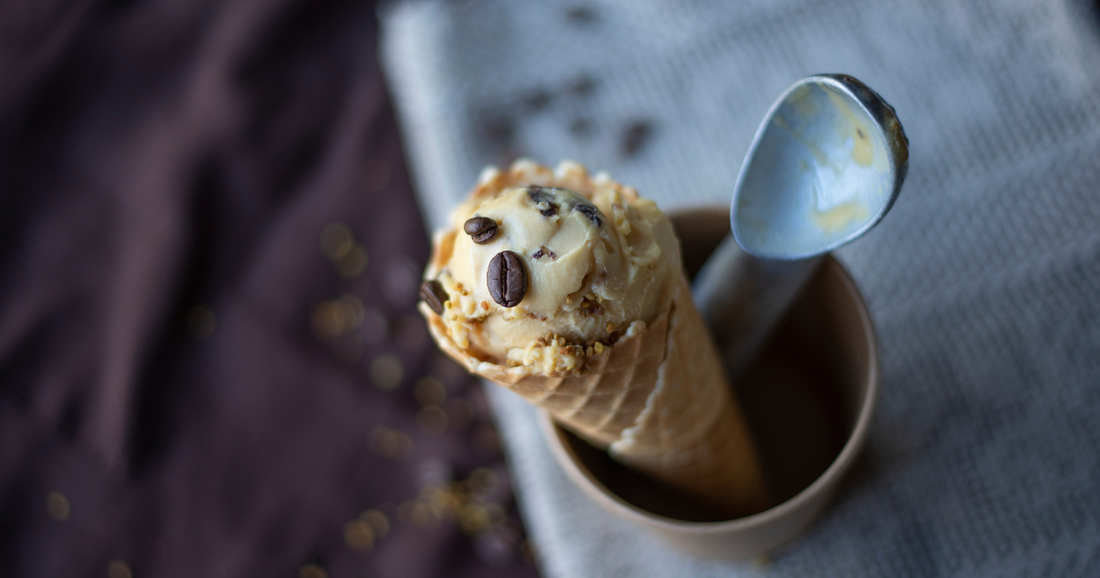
[
  {"x1": 423, "y1": 168, "x2": 680, "y2": 374},
  {"x1": 418, "y1": 161, "x2": 773, "y2": 517}
]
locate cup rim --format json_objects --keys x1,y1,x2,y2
[{"x1": 540, "y1": 255, "x2": 879, "y2": 534}]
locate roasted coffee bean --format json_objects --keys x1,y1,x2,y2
[
  {"x1": 574, "y1": 204, "x2": 602, "y2": 227},
  {"x1": 419, "y1": 279, "x2": 449, "y2": 314},
  {"x1": 464, "y1": 216, "x2": 498, "y2": 244},
  {"x1": 487, "y1": 250, "x2": 527, "y2": 307},
  {"x1": 527, "y1": 186, "x2": 559, "y2": 217}
]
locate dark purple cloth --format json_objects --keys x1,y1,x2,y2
[{"x1": 0, "y1": 1, "x2": 540, "y2": 576}]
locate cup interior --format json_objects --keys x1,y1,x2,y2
[{"x1": 549, "y1": 206, "x2": 876, "y2": 524}]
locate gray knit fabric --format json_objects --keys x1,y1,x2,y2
[{"x1": 379, "y1": 0, "x2": 1100, "y2": 575}]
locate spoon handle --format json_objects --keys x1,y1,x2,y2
[{"x1": 693, "y1": 234, "x2": 822, "y2": 376}]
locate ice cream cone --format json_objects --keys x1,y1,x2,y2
[
  {"x1": 609, "y1": 276, "x2": 772, "y2": 517},
  {"x1": 420, "y1": 160, "x2": 771, "y2": 517}
]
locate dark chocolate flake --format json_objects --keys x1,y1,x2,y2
[
  {"x1": 574, "y1": 204, "x2": 602, "y2": 227},
  {"x1": 527, "y1": 185, "x2": 559, "y2": 216},
  {"x1": 532, "y1": 246, "x2": 557, "y2": 260},
  {"x1": 527, "y1": 185, "x2": 550, "y2": 203}
]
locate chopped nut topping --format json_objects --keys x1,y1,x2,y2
[{"x1": 580, "y1": 297, "x2": 604, "y2": 317}]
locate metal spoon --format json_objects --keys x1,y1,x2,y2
[{"x1": 693, "y1": 74, "x2": 908, "y2": 375}]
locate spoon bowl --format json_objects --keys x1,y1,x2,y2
[
  {"x1": 694, "y1": 74, "x2": 907, "y2": 374},
  {"x1": 733, "y1": 74, "x2": 907, "y2": 260}
]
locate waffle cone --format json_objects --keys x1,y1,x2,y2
[
  {"x1": 421, "y1": 160, "x2": 770, "y2": 517},
  {"x1": 609, "y1": 277, "x2": 772, "y2": 517},
  {"x1": 422, "y1": 299, "x2": 668, "y2": 448},
  {"x1": 423, "y1": 274, "x2": 772, "y2": 518}
]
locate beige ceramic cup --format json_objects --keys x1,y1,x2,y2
[{"x1": 540, "y1": 206, "x2": 879, "y2": 559}]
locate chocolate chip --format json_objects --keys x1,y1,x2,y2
[
  {"x1": 487, "y1": 251, "x2": 527, "y2": 308},
  {"x1": 532, "y1": 246, "x2": 557, "y2": 260},
  {"x1": 419, "y1": 279, "x2": 448, "y2": 314},
  {"x1": 574, "y1": 204, "x2": 602, "y2": 227},
  {"x1": 464, "y1": 216, "x2": 498, "y2": 244},
  {"x1": 527, "y1": 186, "x2": 559, "y2": 217}
]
